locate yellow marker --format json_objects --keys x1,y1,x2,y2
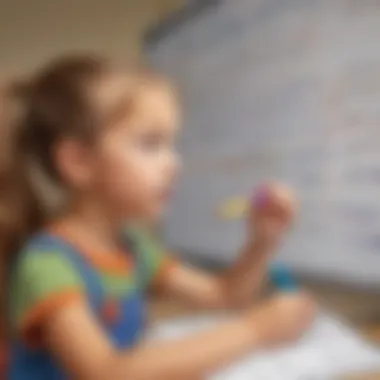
[{"x1": 218, "y1": 197, "x2": 249, "y2": 220}]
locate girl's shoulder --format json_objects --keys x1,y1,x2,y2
[
  {"x1": 9, "y1": 230, "x2": 85, "y2": 345},
  {"x1": 14, "y1": 230, "x2": 84, "y2": 281}
]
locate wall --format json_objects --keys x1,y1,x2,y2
[{"x1": 0, "y1": 0, "x2": 183, "y2": 75}]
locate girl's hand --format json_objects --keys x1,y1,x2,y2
[
  {"x1": 246, "y1": 292, "x2": 317, "y2": 346},
  {"x1": 248, "y1": 182, "x2": 297, "y2": 247}
]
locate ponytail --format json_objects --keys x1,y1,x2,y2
[
  {"x1": 0, "y1": 82, "x2": 46, "y2": 337},
  {"x1": 0, "y1": 81, "x2": 44, "y2": 258}
]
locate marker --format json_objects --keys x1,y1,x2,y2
[{"x1": 269, "y1": 262, "x2": 298, "y2": 292}]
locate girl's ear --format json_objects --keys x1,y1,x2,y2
[{"x1": 54, "y1": 139, "x2": 95, "y2": 189}]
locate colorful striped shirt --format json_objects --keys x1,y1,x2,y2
[{"x1": 8, "y1": 226, "x2": 175, "y2": 347}]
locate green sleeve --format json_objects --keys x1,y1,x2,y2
[{"x1": 9, "y1": 248, "x2": 85, "y2": 337}]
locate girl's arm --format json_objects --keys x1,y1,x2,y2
[
  {"x1": 157, "y1": 239, "x2": 275, "y2": 309},
  {"x1": 157, "y1": 183, "x2": 296, "y2": 309},
  {"x1": 45, "y1": 293, "x2": 315, "y2": 380}
]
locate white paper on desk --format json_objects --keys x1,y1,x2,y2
[{"x1": 147, "y1": 312, "x2": 380, "y2": 380}]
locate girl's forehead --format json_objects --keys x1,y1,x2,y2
[
  {"x1": 131, "y1": 85, "x2": 180, "y2": 131},
  {"x1": 136, "y1": 83, "x2": 178, "y2": 115},
  {"x1": 101, "y1": 75, "x2": 179, "y2": 131}
]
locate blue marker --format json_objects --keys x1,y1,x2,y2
[{"x1": 269, "y1": 262, "x2": 298, "y2": 292}]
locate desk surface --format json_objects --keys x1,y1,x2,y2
[{"x1": 149, "y1": 282, "x2": 380, "y2": 380}]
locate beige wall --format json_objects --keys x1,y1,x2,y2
[{"x1": 0, "y1": 0, "x2": 183, "y2": 75}]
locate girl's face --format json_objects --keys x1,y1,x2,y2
[{"x1": 90, "y1": 82, "x2": 180, "y2": 221}]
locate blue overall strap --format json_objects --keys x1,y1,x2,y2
[{"x1": 29, "y1": 233, "x2": 105, "y2": 313}]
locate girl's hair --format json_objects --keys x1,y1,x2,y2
[{"x1": 0, "y1": 54, "x2": 167, "y2": 323}]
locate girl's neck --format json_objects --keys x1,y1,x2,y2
[{"x1": 55, "y1": 195, "x2": 127, "y2": 254}]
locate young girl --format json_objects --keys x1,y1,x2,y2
[{"x1": 2, "y1": 54, "x2": 315, "y2": 380}]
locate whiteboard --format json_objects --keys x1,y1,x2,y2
[{"x1": 146, "y1": 0, "x2": 380, "y2": 287}]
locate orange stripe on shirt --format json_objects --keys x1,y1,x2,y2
[{"x1": 20, "y1": 288, "x2": 84, "y2": 347}]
